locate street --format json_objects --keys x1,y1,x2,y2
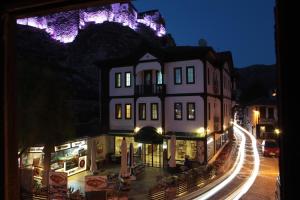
[{"x1": 242, "y1": 141, "x2": 279, "y2": 200}]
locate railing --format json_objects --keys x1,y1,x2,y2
[
  {"x1": 259, "y1": 118, "x2": 276, "y2": 124},
  {"x1": 135, "y1": 84, "x2": 166, "y2": 96}
]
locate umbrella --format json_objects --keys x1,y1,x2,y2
[
  {"x1": 129, "y1": 143, "x2": 134, "y2": 168},
  {"x1": 168, "y1": 135, "x2": 176, "y2": 168},
  {"x1": 120, "y1": 137, "x2": 128, "y2": 177},
  {"x1": 90, "y1": 139, "x2": 97, "y2": 173}
]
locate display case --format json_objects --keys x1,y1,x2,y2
[{"x1": 51, "y1": 139, "x2": 88, "y2": 176}]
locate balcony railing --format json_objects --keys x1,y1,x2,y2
[{"x1": 135, "y1": 84, "x2": 166, "y2": 96}]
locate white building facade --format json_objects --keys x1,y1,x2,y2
[{"x1": 98, "y1": 46, "x2": 235, "y2": 167}]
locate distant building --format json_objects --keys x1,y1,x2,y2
[
  {"x1": 96, "y1": 45, "x2": 236, "y2": 167},
  {"x1": 243, "y1": 96, "x2": 278, "y2": 139}
]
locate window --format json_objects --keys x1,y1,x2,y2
[
  {"x1": 156, "y1": 71, "x2": 163, "y2": 84},
  {"x1": 174, "y1": 67, "x2": 182, "y2": 84},
  {"x1": 139, "y1": 103, "x2": 146, "y2": 120},
  {"x1": 125, "y1": 72, "x2": 131, "y2": 87},
  {"x1": 115, "y1": 104, "x2": 122, "y2": 119},
  {"x1": 174, "y1": 103, "x2": 182, "y2": 120},
  {"x1": 151, "y1": 103, "x2": 158, "y2": 120},
  {"x1": 207, "y1": 68, "x2": 210, "y2": 85},
  {"x1": 208, "y1": 103, "x2": 211, "y2": 120},
  {"x1": 268, "y1": 107, "x2": 274, "y2": 119},
  {"x1": 187, "y1": 103, "x2": 195, "y2": 120},
  {"x1": 186, "y1": 66, "x2": 195, "y2": 84},
  {"x1": 115, "y1": 73, "x2": 121, "y2": 88},
  {"x1": 260, "y1": 106, "x2": 266, "y2": 118},
  {"x1": 125, "y1": 104, "x2": 131, "y2": 119}
]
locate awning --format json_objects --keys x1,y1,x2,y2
[{"x1": 134, "y1": 126, "x2": 163, "y2": 144}]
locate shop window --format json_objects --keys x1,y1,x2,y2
[
  {"x1": 187, "y1": 103, "x2": 195, "y2": 120},
  {"x1": 115, "y1": 104, "x2": 122, "y2": 119},
  {"x1": 151, "y1": 103, "x2": 158, "y2": 120},
  {"x1": 174, "y1": 103, "x2": 182, "y2": 120}
]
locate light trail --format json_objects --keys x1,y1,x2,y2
[
  {"x1": 193, "y1": 125, "x2": 246, "y2": 200},
  {"x1": 225, "y1": 123, "x2": 260, "y2": 200}
]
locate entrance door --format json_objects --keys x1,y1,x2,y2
[
  {"x1": 144, "y1": 70, "x2": 152, "y2": 95},
  {"x1": 144, "y1": 144, "x2": 161, "y2": 167}
]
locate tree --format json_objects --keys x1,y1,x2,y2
[{"x1": 16, "y1": 57, "x2": 76, "y2": 185}]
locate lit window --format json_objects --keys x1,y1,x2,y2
[
  {"x1": 186, "y1": 66, "x2": 195, "y2": 84},
  {"x1": 187, "y1": 103, "x2": 195, "y2": 120},
  {"x1": 115, "y1": 73, "x2": 121, "y2": 88},
  {"x1": 125, "y1": 104, "x2": 131, "y2": 119},
  {"x1": 174, "y1": 103, "x2": 182, "y2": 120},
  {"x1": 156, "y1": 71, "x2": 163, "y2": 84},
  {"x1": 174, "y1": 67, "x2": 182, "y2": 84},
  {"x1": 151, "y1": 103, "x2": 158, "y2": 120},
  {"x1": 115, "y1": 104, "x2": 122, "y2": 119},
  {"x1": 125, "y1": 72, "x2": 131, "y2": 87},
  {"x1": 139, "y1": 103, "x2": 146, "y2": 120}
]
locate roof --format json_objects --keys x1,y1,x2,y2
[{"x1": 94, "y1": 44, "x2": 225, "y2": 68}]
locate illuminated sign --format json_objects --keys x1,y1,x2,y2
[
  {"x1": 28, "y1": 146, "x2": 44, "y2": 153},
  {"x1": 55, "y1": 143, "x2": 71, "y2": 152},
  {"x1": 71, "y1": 140, "x2": 86, "y2": 148}
]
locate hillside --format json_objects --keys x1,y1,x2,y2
[{"x1": 236, "y1": 64, "x2": 277, "y2": 104}]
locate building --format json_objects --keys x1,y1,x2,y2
[
  {"x1": 243, "y1": 96, "x2": 278, "y2": 139},
  {"x1": 96, "y1": 45, "x2": 236, "y2": 167}
]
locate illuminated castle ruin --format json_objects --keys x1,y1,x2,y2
[{"x1": 17, "y1": 2, "x2": 166, "y2": 43}]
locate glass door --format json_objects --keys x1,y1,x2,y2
[{"x1": 143, "y1": 144, "x2": 161, "y2": 167}]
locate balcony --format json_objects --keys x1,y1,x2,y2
[{"x1": 135, "y1": 84, "x2": 166, "y2": 96}]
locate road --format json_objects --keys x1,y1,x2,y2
[
  {"x1": 192, "y1": 123, "x2": 279, "y2": 200},
  {"x1": 241, "y1": 141, "x2": 279, "y2": 200}
]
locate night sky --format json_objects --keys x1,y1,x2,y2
[{"x1": 133, "y1": 0, "x2": 276, "y2": 68}]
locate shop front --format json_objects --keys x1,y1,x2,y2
[
  {"x1": 50, "y1": 138, "x2": 88, "y2": 176},
  {"x1": 215, "y1": 131, "x2": 229, "y2": 152},
  {"x1": 134, "y1": 126, "x2": 164, "y2": 167},
  {"x1": 20, "y1": 146, "x2": 45, "y2": 184}
]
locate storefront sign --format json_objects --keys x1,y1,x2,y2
[
  {"x1": 71, "y1": 140, "x2": 86, "y2": 148},
  {"x1": 49, "y1": 171, "x2": 68, "y2": 199},
  {"x1": 28, "y1": 146, "x2": 44, "y2": 153},
  {"x1": 55, "y1": 143, "x2": 71, "y2": 152},
  {"x1": 85, "y1": 176, "x2": 107, "y2": 192}
]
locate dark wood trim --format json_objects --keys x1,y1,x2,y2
[
  {"x1": 174, "y1": 102, "x2": 183, "y2": 120},
  {"x1": 108, "y1": 130, "x2": 134, "y2": 134},
  {"x1": 115, "y1": 72, "x2": 121, "y2": 88},
  {"x1": 124, "y1": 103, "x2": 132, "y2": 119},
  {"x1": 110, "y1": 95, "x2": 134, "y2": 99},
  {"x1": 150, "y1": 103, "x2": 159, "y2": 120},
  {"x1": 124, "y1": 71, "x2": 131, "y2": 87},
  {"x1": 174, "y1": 67, "x2": 182, "y2": 85},
  {"x1": 133, "y1": 63, "x2": 137, "y2": 128},
  {"x1": 220, "y1": 67, "x2": 224, "y2": 133},
  {"x1": 166, "y1": 93, "x2": 205, "y2": 97},
  {"x1": 160, "y1": 60, "x2": 165, "y2": 135},
  {"x1": 138, "y1": 59, "x2": 160, "y2": 63},
  {"x1": 186, "y1": 102, "x2": 196, "y2": 120},
  {"x1": 186, "y1": 66, "x2": 195, "y2": 84}
]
